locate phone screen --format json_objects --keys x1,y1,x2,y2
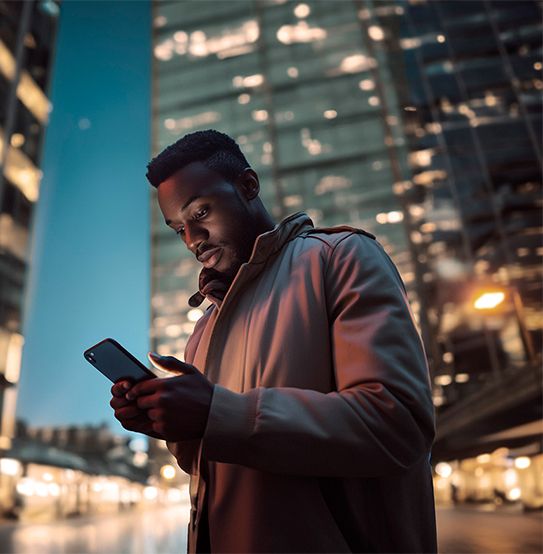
[{"x1": 84, "y1": 338, "x2": 154, "y2": 383}]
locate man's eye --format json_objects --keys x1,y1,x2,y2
[
  {"x1": 174, "y1": 208, "x2": 207, "y2": 236},
  {"x1": 194, "y1": 207, "x2": 208, "y2": 219}
]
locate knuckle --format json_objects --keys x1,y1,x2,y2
[
  {"x1": 136, "y1": 397, "x2": 146, "y2": 409},
  {"x1": 152, "y1": 421, "x2": 165, "y2": 434},
  {"x1": 157, "y1": 393, "x2": 170, "y2": 408}
]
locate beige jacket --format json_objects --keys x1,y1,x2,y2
[{"x1": 168, "y1": 212, "x2": 437, "y2": 553}]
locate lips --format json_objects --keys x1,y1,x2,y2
[{"x1": 197, "y1": 247, "x2": 223, "y2": 269}]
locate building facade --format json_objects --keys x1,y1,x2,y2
[{"x1": 0, "y1": 0, "x2": 60, "y2": 450}]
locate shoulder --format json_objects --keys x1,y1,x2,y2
[
  {"x1": 297, "y1": 223, "x2": 378, "y2": 252},
  {"x1": 315, "y1": 227, "x2": 407, "y2": 295}
]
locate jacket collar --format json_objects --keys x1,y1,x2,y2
[
  {"x1": 195, "y1": 212, "x2": 314, "y2": 309},
  {"x1": 247, "y1": 211, "x2": 314, "y2": 266}
]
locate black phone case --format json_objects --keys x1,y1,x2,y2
[{"x1": 83, "y1": 338, "x2": 155, "y2": 383}]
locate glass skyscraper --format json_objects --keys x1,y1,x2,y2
[
  {"x1": 150, "y1": 0, "x2": 542, "y2": 464},
  {"x1": 150, "y1": 0, "x2": 419, "y2": 359},
  {"x1": 0, "y1": 0, "x2": 59, "y2": 450}
]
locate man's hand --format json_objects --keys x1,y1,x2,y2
[
  {"x1": 110, "y1": 380, "x2": 165, "y2": 440},
  {"x1": 121, "y1": 353, "x2": 214, "y2": 442},
  {"x1": 199, "y1": 267, "x2": 230, "y2": 302}
]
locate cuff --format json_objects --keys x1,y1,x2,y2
[{"x1": 201, "y1": 384, "x2": 259, "y2": 463}]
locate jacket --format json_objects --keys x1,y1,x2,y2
[{"x1": 167, "y1": 211, "x2": 438, "y2": 553}]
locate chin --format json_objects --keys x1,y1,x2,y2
[{"x1": 218, "y1": 259, "x2": 242, "y2": 281}]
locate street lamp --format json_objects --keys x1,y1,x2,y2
[
  {"x1": 473, "y1": 291, "x2": 505, "y2": 310},
  {"x1": 472, "y1": 286, "x2": 537, "y2": 365},
  {"x1": 160, "y1": 464, "x2": 176, "y2": 480}
]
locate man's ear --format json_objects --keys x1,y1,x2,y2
[{"x1": 235, "y1": 168, "x2": 260, "y2": 201}]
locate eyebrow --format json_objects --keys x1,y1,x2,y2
[{"x1": 164, "y1": 195, "x2": 203, "y2": 225}]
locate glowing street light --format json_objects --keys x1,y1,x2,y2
[
  {"x1": 514, "y1": 456, "x2": 531, "y2": 469},
  {"x1": 473, "y1": 291, "x2": 505, "y2": 310},
  {"x1": 161, "y1": 464, "x2": 176, "y2": 480},
  {"x1": 471, "y1": 285, "x2": 537, "y2": 365}
]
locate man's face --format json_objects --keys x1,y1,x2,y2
[{"x1": 157, "y1": 162, "x2": 258, "y2": 296}]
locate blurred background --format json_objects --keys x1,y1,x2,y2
[{"x1": 0, "y1": 0, "x2": 541, "y2": 552}]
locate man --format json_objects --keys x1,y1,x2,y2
[{"x1": 110, "y1": 130, "x2": 438, "y2": 553}]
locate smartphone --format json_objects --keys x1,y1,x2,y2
[{"x1": 83, "y1": 338, "x2": 155, "y2": 384}]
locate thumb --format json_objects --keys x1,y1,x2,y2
[{"x1": 147, "y1": 352, "x2": 196, "y2": 375}]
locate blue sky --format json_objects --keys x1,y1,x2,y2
[{"x1": 16, "y1": 1, "x2": 152, "y2": 435}]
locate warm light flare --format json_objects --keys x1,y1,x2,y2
[
  {"x1": 161, "y1": 464, "x2": 176, "y2": 480},
  {"x1": 514, "y1": 456, "x2": 531, "y2": 469},
  {"x1": 473, "y1": 291, "x2": 505, "y2": 310},
  {"x1": 435, "y1": 462, "x2": 452, "y2": 478}
]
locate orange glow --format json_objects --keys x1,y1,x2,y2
[{"x1": 473, "y1": 291, "x2": 506, "y2": 310}]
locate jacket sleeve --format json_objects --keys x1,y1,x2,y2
[
  {"x1": 201, "y1": 233, "x2": 436, "y2": 477},
  {"x1": 166, "y1": 440, "x2": 201, "y2": 475}
]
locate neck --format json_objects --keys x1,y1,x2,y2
[{"x1": 251, "y1": 203, "x2": 275, "y2": 237}]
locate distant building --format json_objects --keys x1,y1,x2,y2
[
  {"x1": 0, "y1": 0, "x2": 60, "y2": 450},
  {"x1": 20, "y1": 422, "x2": 150, "y2": 483},
  {"x1": 149, "y1": 0, "x2": 419, "y2": 360}
]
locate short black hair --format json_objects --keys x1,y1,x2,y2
[{"x1": 146, "y1": 129, "x2": 250, "y2": 188}]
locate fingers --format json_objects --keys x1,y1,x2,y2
[
  {"x1": 147, "y1": 408, "x2": 163, "y2": 422},
  {"x1": 126, "y1": 376, "x2": 161, "y2": 399},
  {"x1": 111, "y1": 380, "x2": 132, "y2": 398},
  {"x1": 202, "y1": 279, "x2": 228, "y2": 297},
  {"x1": 135, "y1": 393, "x2": 161, "y2": 410},
  {"x1": 115, "y1": 411, "x2": 164, "y2": 440},
  {"x1": 114, "y1": 404, "x2": 144, "y2": 420},
  {"x1": 147, "y1": 353, "x2": 196, "y2": 376},
  {"x1": 110, "y1": 395, "x2": 131, "y2": 410}
]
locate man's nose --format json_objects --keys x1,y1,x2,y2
[{"x1": 184, "y1": 221, "x2": 208, "y2": 254}]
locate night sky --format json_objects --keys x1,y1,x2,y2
[{"x1": 16, "y1": 1, "x2": 152, "y2": 435}]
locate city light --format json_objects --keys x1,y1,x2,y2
[
  {"x1": 359, "y1": 79, "x2": 375, "y2": 91},
  {"x1": 167, "y1": 488, "x2": 183, "y2": 502},
  {"x1": 0, "y1": 458, "x2": 21, "y2": 476},
  {"x1": 514, "y1": 457, "x2": 531, "y2": 469},
  {"x1": 376, "y1": 211, "x2": 403, "y2": 224},
  {"x1": 473, "y1": 291, "x2": 506, "y2": 310},
  {"x1": 340, "y1": 54, "x2": 377, "y2": 74},
  {"x1": 294, "y1": 3, "x2": 310, "y2": 18},
  {"x1": 133, "y1": 451, "x2": 148, "y2": 467},
  {"x1": 434, "y1": 374, "x2": 452, "y2": 386},
  {"x1": 435, "y1": 462, "x2": 452, "y2": 478},
  {"x1": 504, "y1": 468, "x2": 518, "y2": 487},
  {"x1": 287, "y1": 66, "x2": 299, "y2": 78},
  {"x1": 276, "y1": 21, "x2": 327, "y2": 45},
  {"x1": 368, "y1": 25, "x2": 385, "y2": 41},
  {"x1": 10, "y1": 133, "x2": 25, "y2": 148},
  {"x1": 506, "y1": 487, "x2": 521, "y2": 501},
  {"x1": 160, "y1": 464, "x2": 176, "y2": 480},
  {"x1": 252, "y1": 110, "x2": 268, "y2": 122},
  {"x1": 143, "y1": 486, "x2": 158, "y2": 500},
  {"x1": 187, "y1": 308, "x2": 204, "y2": 322},
  {"x1": 233, "y1": 73, "x2": 264, "y2": 88}
]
